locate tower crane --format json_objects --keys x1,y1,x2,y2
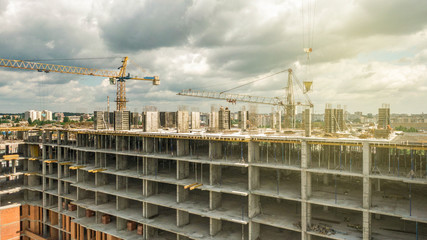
[
  {"x1": 177, "y1": 69, "x2": 313, "y2": 128},
  {"x1": 0, "y1": 57, "x2": 159, "y2": 111}
]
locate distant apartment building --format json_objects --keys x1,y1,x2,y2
[
  {"x1": 391, "y1": 114, "x2": 427, "y2": 123},
  {"x1": 24, "y1": 110, "x2": 38, "y2": 121},
  {"x1": 41, "y1": 110, "x2": 52, "y2": 121},
  {"x1": 25, "y1": 110, "x2": 52, "y2": 121}
]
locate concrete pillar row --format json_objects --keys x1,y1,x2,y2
[
  {"x1": 301, "y1": 141, "x2": 312, "y2": 240},
  {"x1": 362, "y1": 142, "x2": 372, "y2": 240}
]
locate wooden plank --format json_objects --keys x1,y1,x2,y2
[
  {"x1": 24, "y1": 230, "x2": 48, "y2": 240},
  {"x1": 66, "y1": 216, "x2": 70, "y2": 232},
  {"x1": 184, "y1": 183, "x2": 198, "y2": 189},
  {"x1": 190, "y1": 183, "x2": 203, "y2": 190},
  {"x1": 71, "y1": 222, "x2": 76, "y2": 239},
  {"x1": 79, "y1": 226, "x2": 84, "y2": 240}
]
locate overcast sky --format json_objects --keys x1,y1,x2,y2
[{"x1": 0, "y1": 0, "x2": 426, "y2": 114}]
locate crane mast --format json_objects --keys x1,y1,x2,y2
[
  {"x1": 117, "y1": 56, "x2": 129, "y2": 111},
  {"x1": 285, "y1": 68, "x2": 296, "y2": 128}
]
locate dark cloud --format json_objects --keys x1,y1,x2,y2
[{"x1": 98, "y1": 0, "x2": 192, "y2": 52}]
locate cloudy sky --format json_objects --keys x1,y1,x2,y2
[{"x1": 0, "y1": 0, "x2": 426, "y2": 114}]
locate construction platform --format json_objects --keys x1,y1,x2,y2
[{"x1": 1, "y1": 128, "x2": 427, "y2": 240}]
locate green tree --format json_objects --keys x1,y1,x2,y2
[
  {"x1": 63, "y1": 116, "x2": 70, "y2": 123},
  {"x1": 80, "y1": 116, "x2": 84, "y2": 122},
  {"x1": 28, "y1": 118, "x2": 32, "y2": 125}
]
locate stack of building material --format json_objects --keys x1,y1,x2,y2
[
  {"x1": 67, "y1": 204, "x2": 76, "y2": 211},
  {"x1": 85, "y1": 209, "x2": 95, "y2": 217},
  {"x1": 101, "y1": 214, "x2": 111, "y2": 224},
  {"x1": 137, "y1": 224, "x2": 144, "y2": 235},
  {"x1": 127, "y1": 221, "x2": 137, "y2": 231}
]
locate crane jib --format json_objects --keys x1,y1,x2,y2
[{"x1": 0, "y1": 57, "x2": 160, "y2": 111}]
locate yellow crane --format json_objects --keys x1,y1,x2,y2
[{"x1": 0, "y1": 57, "x2": 159, "y2": 111}]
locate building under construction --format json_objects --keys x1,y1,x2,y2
[{"x1": 1, "y1": 120, "x2": 426, "y2": 240}]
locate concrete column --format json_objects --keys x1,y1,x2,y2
[
  {"x1": 209, "y1": 141, "x2": 222, "y2": 159},
  {"x1": 57, "y1": 146, "x2": 62, "y2": 163},
  {"x1": 362, "y1": 210, "x2": 371, "y2": 240},
  {"x1": 210, "y1": 218, "x2": 222, "y2": 236},
  {"x1": 117, "y1": 196, "x2": 128, "y2": 211},
  {"x1": 177, "y1": 161, "x2": 189, "y2": 180},
  {"x1": 12, "y1": 159, "x2": 16, "y2": 174},
  {"x1": 249, "y1": 221, "x2": 260, "y2": 240},
  {"x1": 301, "y1": 203, "x2": 312, "y2": 240},
  {"x1": 248, "y1": 166, "x2": 259, "y2": 190},
  {"x1": 209, "y1": 165, "x2": 221, "y2": 185},
  {"x1": 154, "y1": 138, "x2": 158, "y2": 153},
  {"x1": 117, "y1": 154, "x2": 128, "y2": 170},
  {"x1": 95, "y1": 152, "x2": 99, "y2": 167},
  {"x1": 57, "y1": 131, "x2": 61, "y2": 144},
  {"x1": 176, "y1": 210, "x2": 189, "y2": 227},
  {"x1": 58, "y1": 165, "x2": 62, "y2": 196},
  {"x1": 145, "y1": 158, "x2": 156, "y2": 175},
  {"x1": 64, "y1": 181, "x2": 69, "y2": 195},
  {"x1": 146, "y1": 137, "x2": 154, "y2": 153},
  {"x1": 116, "y1": 217, "x2": 127, "y2": 231},
  {"x1": 362, "y1": 142, "x2": 372, "y2": 239},
  {"x1": 144, "y1": 203, "x2": 158, "y2": 219},
  {"x1": 115, "y1": 136, "x2": 120, "y2": 151},
  {"x1": 64, "y1": 131, "x2": 68, "y2": 145},
  {"x1": 117, "y1": 176, "x2": 126, "y2": 190},
  {"x1": 95, "y1": 173, "x2": 104, "y2": 187},
  {"x1": 177, "y1": 140, "x2": 189, "y2": 156},
  {"x1": 248, "y1": 194, "x2": 260, "y2": 218},
  {"x1": 145, "y1": 225, "x2": 158, "y2": 239},
  {"x1": 144, "y1": 180, "x2": 157, "y2": 197},
  {"x1": 209, "y1": 191, "x2": 222, "y2": 210},
  {"x1": 96, "y1": 192, "x2": 108, "y2": 205},
  {"x1": 248, "y1": 141, "x2": 259, "y2": 163},
  {"x1": 177, "y1": 186, "x2": 189, "y2": 203}
]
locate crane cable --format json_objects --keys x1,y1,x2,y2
[
  {"x1": 220, "y1": 69, "x2": 289, "y2": 94},
  {"x1": 301, "y1": 0, "x2": 317, "y2": 90}
]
